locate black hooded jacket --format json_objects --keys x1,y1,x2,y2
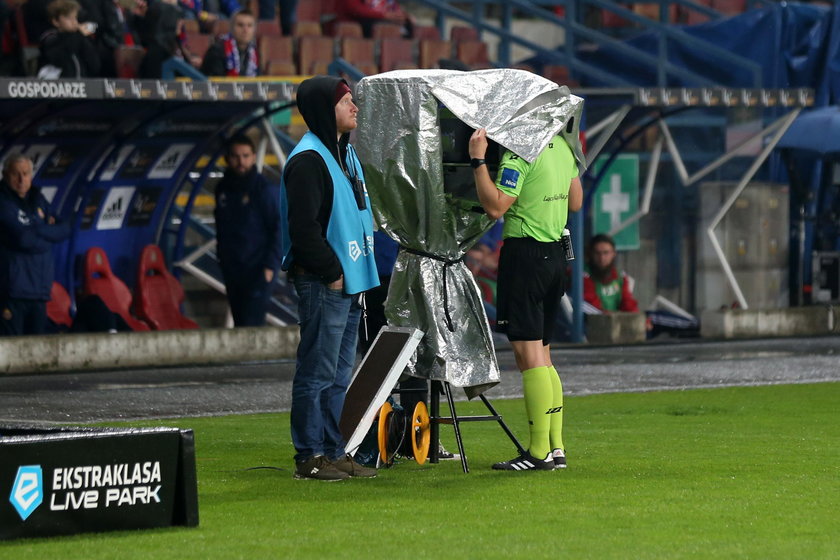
[{"x1": 283, "y1": 76, "x2": 354, "y2": 284}]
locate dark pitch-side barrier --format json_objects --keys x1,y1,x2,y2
[{"x1": 1, "y1": 425, "x2": 198, "y2": 540}]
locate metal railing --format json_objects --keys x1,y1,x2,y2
[{"x1": 412, "y1": 0, "x2": 763, "y2": 87}]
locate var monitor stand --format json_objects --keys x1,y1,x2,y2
[{"x1": 339, "y1": 326, "x2": 525, "y2": 473}]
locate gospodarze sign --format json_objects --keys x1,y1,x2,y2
[
  {"x1": 1, "y1": 426, "x2": 198, "y2": 540},
  {"x1": 0, "y1": 79, "x2": 103, "y2": 99}
]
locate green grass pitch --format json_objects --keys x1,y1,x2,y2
[{"x1": 3, "y1": 382, "x2": 838, "y2": 559}]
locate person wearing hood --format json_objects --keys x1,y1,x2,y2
[
  {"x1": 281, "y1": 76, "x2": 379, "y2": 481},
  {"x1": 214, "y1": 134, "x2": 282, "y2": 327},
  {"x1": 0, "y1": 153, "x2": 72, "y2": 336}
]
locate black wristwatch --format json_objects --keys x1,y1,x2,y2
[{"x1": 470, "y1": 158, "x2": 486, "y2": 169}]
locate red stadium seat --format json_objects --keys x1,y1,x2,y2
[
  {"x1": 340, "y1": 37, "x2": 377, "y2": 75},
  {"x1": 257, "y1": 19, "x2": 281, "y2": 36},
  {"x1": 328, "y1": 20, "x2": 363, "y2": 38},
  {"x1": 298, "y1": 35, "x2": 335, "y2": 74},
  {"x1": 114, "y1": 46, "x2": 146, "y2": 79},
  {"x1": 455, "y1": 40, "x2": 492, "y2": 69},
  {"x1": 184, "y1": 32, "x2": 212, "y2": 59},
  {"x1": 412, "y1": 25, "x2": 441, "y2": 41},
  {"x1": 371, "y1": 22, "x2": 403, "y2": 39},
  {"x1": 293, "y1": 20, "x2": 323, "y2": 36},
  {"x1": 379, "y1": 37, "x2": 416, "y2": 72},
  {"x1": 47, "y1": 282, "x2": 73, "y2": 329},
  {"x1": 134, "y1": 245, "x2": 199, "y2": 330},
  {"x1": 259, "y1": 35, "x2": 294, "y2": 73},
  {"x1": 83, "y1": 247, "x2": 150, "y2": 331},
  {"x1": 450, "y1": 25, "x2": 479, "y2": 42},
  {"x1": 418, "y1": 39, "x2": 452, "y2": 69}
]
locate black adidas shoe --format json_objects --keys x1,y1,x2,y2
[
  {"x1": 552, "y1": 448, "x2": 567, "y2": 469},
  {"x1": 492, "y1": 450, "x2": 554, "y2": 471}
]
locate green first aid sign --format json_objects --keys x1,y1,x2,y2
[{"x1": 591, "y1": 154, "x2": 640, "y2": 251}]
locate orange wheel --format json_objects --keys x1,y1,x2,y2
[
  {"x1": 411, "y1": 401, "x2": 431, "y2": 465},
  {"x1": 377, "y1": 401, "x2": 394, "y2": 464}
]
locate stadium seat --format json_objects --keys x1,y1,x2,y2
[
  {"x1": 379, "y1": 37, "x2": 417, "y2": 72},
  {"x1": 47, "y1": 282, "x2": 74, "y2": 330},
  {"x1": 83, "y1": 247, "x2": 150, "y2": 331},
  {"x1": 371, "y1": 22, "x2": 403, "y2": 39},
  {"x1": 544, "y1": 64, "x2": 580, "y2": 88},
  {"x1": 455, "y1": 40, "x2": 492, "y2": 69},
  {"x1": 328, "y1": 20, "x2": 363, "y2": 38},
  {"x1": 134, "y1": 245, "x2": 199, "y2": 331},
  {"x1": 296, "y1": 0, "x2": 323, "y2": 22},
  {"x1": 712, "y1": 0, "x2": 746, "y2": 15},
  {"x1": 184, "y1": 32, "x2": 212, "y2": 59},
  {"x1": 259, "y1": 35, "x2": 294, "y2": 73},
  {"x1": 340, "y1": 37, "x2": 377, "y2": 75},
  {"x1": 298, "y1": 35, "x2": 334, "y2": 74},
  {"x1": 412, "y1": 25, "x2": 441, "y2": 41},
  {"x1": 180, "y1": 18, "x2": 200, "y2": 34},
  {"x1": 210, "y1": 19, "x2": 231, "y2": 36},
  {"x1": 293, "y1": 20, "x2": 323, "y2": 36},
  {"x1": 418, "y1": 39, "x2": 452, "y2": 69},
  {"x1": 114, "y1": 45, "x2": 146, "y2": 79},
  {"x1": 265, "y1": 59, "x2": 297, "y2": 75},
  {"x1": 257, "y1": 19, "x2": 281, "y2": 36},
  {"x1": 450, "y1": 25, "x2": 479, "y2": 42}
]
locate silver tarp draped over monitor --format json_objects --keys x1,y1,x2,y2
[{"x1": 355, "y1": 69, "x2": 584, "y2": 398}]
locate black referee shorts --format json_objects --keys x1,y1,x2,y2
[{"x1": 495, "y1": 236, "x2": 566, "y2": 345}]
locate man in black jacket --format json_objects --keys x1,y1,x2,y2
[
  {"x1": 214, "y1": 135, "x2": 282, "y2": 327},
  {"x1": 0, "y1": 154, "x2": 71, "y2": 336},
  {"x1": 281, "y1": 76, "x2": 380, "y2": 481}
]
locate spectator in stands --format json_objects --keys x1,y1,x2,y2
[
  {"x1": 214, "y1": 134, "x2": 282, "y2": 327},
  {"x1": 25, "y1": 0, "x2": 121, "y2": 74},
  {"x1": 134, "y1": 0, "x2": 201, "y2": 78},
  {"x1": 37, "y1": 0, "x2": 102, "y2": 78},
  {"x1": 336, "y1": 0, "x2": 414, "y2": 38},
  {"x1": 0, "y1": 154, "x2": 71, "y2": 336},
  {"x1": 201, "y1": 9, "x2": 258, "y2": 77},
  {"x1": 582, "y1": 233, "x2": 639, "y2": 313},
  {"x1": 281, "y1": 76, "x2": 379, "y2": 481}
]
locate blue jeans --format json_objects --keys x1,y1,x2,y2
[{"x1": 290, "y1": 274, "x2": 361, "y2": 463}]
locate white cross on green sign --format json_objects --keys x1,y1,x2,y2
[{"x1": 591, "y1": 154, "x2": 640, "y2": 251}]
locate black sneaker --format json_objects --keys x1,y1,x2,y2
[
  {"x1": 332, "y1": 454, "x2": 377, "y2": 478},
  {"x1": 492, "y1": 450, "x2": 554, "y2": 471},
  {"x1": 552, "y1": 448, "x2": 567, "y2": 469},
  {"x1": 294, "y1": 455, "x2": 350, "y2": 481}
]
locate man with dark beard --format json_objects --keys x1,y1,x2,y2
[{"x1": 583, "y1": 233, "x2": 639, "y2": 313}]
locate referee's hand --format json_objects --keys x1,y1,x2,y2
[{"x1": 469, "y1": 128, "x2": 488, "y2": 159}]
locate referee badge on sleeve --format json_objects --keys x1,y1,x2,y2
[{"x1": 500, "y1": 168, "x2": 520, "y2": 190}]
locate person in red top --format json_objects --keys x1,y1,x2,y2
[{"x1": 583, "y1": 233, "x2": 639, "y2": 313}]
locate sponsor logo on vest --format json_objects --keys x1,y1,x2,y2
[
  {"x1": 349, "y1": 240, "x2": 362, "y2": 262},
  {"x1": 9, "y1": 465, "x2": 43, "y2": 521}
]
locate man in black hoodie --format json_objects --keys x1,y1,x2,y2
[
  {"x1": 214, "y1": 135, "x2": 282, "y2": 327},
  {"x1": 281, "y1": 76, "x2": 380, "y2": 481}
]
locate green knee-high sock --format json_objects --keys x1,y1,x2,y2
[
  {"x1": 521, "y1": 366, "x2": 553, "y2": 459},
  {"x1": 547, "y1": 365, "x2": 565, "y2": 452}
]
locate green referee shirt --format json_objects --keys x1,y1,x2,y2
[{"x1": 494, "y1": 134, "x2": 579, "y2": 242}]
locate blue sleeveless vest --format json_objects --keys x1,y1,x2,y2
[{"x1": 280, "y1": 132, "x2": 379, "y2": 295}]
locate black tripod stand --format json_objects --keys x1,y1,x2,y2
[{"x1": 427, "y1": 380, "x2": 525, "y2": 473}]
